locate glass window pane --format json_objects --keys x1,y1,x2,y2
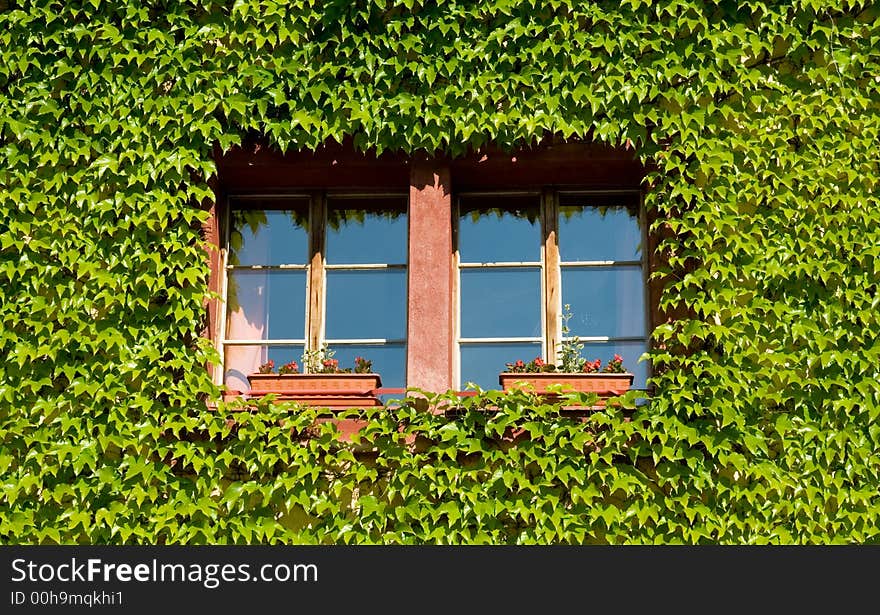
[
  {"x1": 330, "y1": 344, "x2": 406, "y2": 390},
  {"x1": 224, "y1": 344, "x2": 304, "y2": 393},
  {"x1": 559, "y1": 194, "x2": 642, "y2": 262},
  {"x1": 458, "y1": 196, "x2": 540, "y2": 262},
  {"x1": 579, "y1": 340, "x2": 649, "y2": 390},
  {"x1": 326, "y1": 197, "x2": 407, "y2": 264},
  {"x1": 460, "y1": 342, "x2": 542, "y2": 391},
  {"x1": 229, "y1": 203, "x2": 309, "y2": 266},
  {"x1": 460, "y1": 268, "x2": 541, "y2": 338},
  {"x1": 225, "y1": 270, "x2": 307, "y2": 340},
  {"x1": 325, "y1": 270, "x2": 407, "y2": 339},
  {"x1": 561, "y1": 266, "x2": 645, "y2": 337}
]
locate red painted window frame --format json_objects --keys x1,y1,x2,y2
[{"x1": 206, "y1": 139, "x2": 654, "y2": 394}]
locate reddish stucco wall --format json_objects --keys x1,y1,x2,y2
[{"x1": 406, "y1": 161, "x2": 454, "y2": 392}]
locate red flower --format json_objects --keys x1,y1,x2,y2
[
  {"x1": 533, "y1": 357, "x2": 545, "y2": 367},
  {"x1": 279, "y1": 360, "x2": 299, "y2": 374},
  {"x1": 257, "y1": 359, "x2": 276, "y2": 374},
  {"x1": 583, "y1": 358, "x2": 602, "y2": 373}
]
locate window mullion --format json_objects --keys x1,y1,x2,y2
[
  {"x1": 452, "y1": 196, "x2": 461, "y2": 389},
  {"x1": 541, "y1": 188, "x2": 561, "y2": 366},
  {"x1": 306, "y1": 191, "x2": 326, "y2": 369},
  {"x1": 639, "y1": 190, "x2": 653, "y2": 383},
  {"x1": 216, "y1": 197, "x2": 231, "y2": 385}
]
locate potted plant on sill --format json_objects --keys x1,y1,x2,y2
[
  {"x1": 498, "y1": 305, "x2": 634, "y2": 400},
  {"x1": 247, "y1": 345, "x2": 383, "y2": 407}
]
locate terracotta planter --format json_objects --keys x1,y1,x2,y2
[
  {"x1": 246, "y1": 373, "x2": 383, "y2": 407},
  {"x1": 499, "y1": 372, "x2": 633, "y2": 400}
]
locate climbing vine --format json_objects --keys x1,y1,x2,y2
[{"x1": 1, "y1": 1, "x2": 879, "y2": 543}]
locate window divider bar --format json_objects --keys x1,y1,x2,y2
[
  {"x1": 306, "y1": 192, "x2": 326, "y2": 357},
  {"x1": 542, "y1": 188, "x2": 561, "y2": 364},
  {"x1": 324, "y1": 263, "x2": 407, "y2": 270},
  {"x1": 639, "y1": 190, "x2": 654, "y2": 384},
  {"x1": 215, "y1": 202, "x2": 231, "y2": 385},
  {"x1": 324, "y1": 339, "x2": 407, "y2": 345},
  {"x1": 559, "y1": 260, "x2": 642, "y2": 267},
  {"x1": 222, "y1": 339, "x2": 307, "y2": 345},
  {"x1": 458, "y1": 337, "x2": 543, "y2": 344},
  {"x1": 452, "y1": 198, "x2": 462, "y2": 389},
  {"x1": 566, "y1": 336, "x2": 647, "y2": 343},
  {"x1": 226, "y1": 264, "x2": 309, "y2": 270},
  {"x1": 455, "y1": 335, "x2": 646, "y2": 344},
  {"x1": 458, "y1": 261, "x2": 542, "y2": 268}
]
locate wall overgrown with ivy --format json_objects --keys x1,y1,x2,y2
[{"x1": 1, "y1": 1, "x2": 878, "y2": 543}]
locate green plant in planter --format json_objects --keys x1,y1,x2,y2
[
  {"x1": 503, "y1": 305, "x2": 628, "y2": 374},
  {"x1": 278, "y1": 360, "x2": 300, "y2": 375},
  {"x1": 354, "y1": 356, "x2": 373, "y2": 374},
  {"x1": 257, "y1": 359, "x2": 275, "y2": 374},
  {"x1": 255, "y1": 348, "x2": 374, "y2": 375},
  {"x1": 601, "y1": 354, "x2": 626, "y2": 374},
  {"x1": 557, "y1": 303, "x2": 585, "y2": 372},
  {"x1": 503, "y1": 304, "x2": 584, "y2": 373},
  {"x1": 300, "y1": 344, "x2": 374, "y2": 374},
  {"x1": 302, "y1": 344, "x2": 342, "y2": 373},
  {"x1": 504, "y1": 356, "x2": 555, "y2": 373},
  {"x1": 256, "y1": 358, "x2": 300, "y2": 374}
]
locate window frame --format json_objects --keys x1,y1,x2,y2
[
  {"x1": 453, "y1": 188, "x2": 650, "y2": 390},
  {"x1": 218, "y1": 191, "x2": 409, "y2": 387},
  {"x1": 210, "y1": 140, "x2": 654, "y2": 394}
]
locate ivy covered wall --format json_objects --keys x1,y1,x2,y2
[{"x1": 1, "y1": 1, "x2": 878, "y2": 543}]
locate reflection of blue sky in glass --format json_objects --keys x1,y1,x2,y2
[
  {"x1": 460, "y1": 268, "x2": 541, "y2": 337},
  {"x1": 223, "y1": 345, "x2": 303, "y2": 392},
  {"x1": 226, "y1": 270, "x2": 306, "y2": 340},
  {"x1": 461, "y1": 342, "x2": 542, "y2": 390},
  {"x1": 326, "y1": 208, "x2": 407, "y2": 264},
  {"x1": 330, "y1": 344, "x2": 406, "y2": 389},
  {"x1": 263, "y1": 345, "x2": 305, "y2": 368},
  {"x1": 326, "y1": 270, "x2": 407, "y2": 339},
  {"x1": 559, "y1": 205, "x2": 641, "y2": 262},
  {"x1": 579, "y1": 340, "x2": 649, "y2": 389},
  {"x1": 459, "y1": 208, "x2": 540, "y2": 262},
  {"x1": 230, "y1": 209, "x2": 308, "y2": 265},
  {"x1": 562, "y1": 267, "x2": 645, "y2": 337}
]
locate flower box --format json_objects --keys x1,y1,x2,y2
[
  {"x1": 499, "y1": 372, "x2": 633, "y2": 401},
  {"x1": 246, "y1": 373, "x2": 383, "y2": 407}
]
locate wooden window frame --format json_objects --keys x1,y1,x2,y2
[
  {"x1": 218, "y1": 191, "x2": 409, "y2": 386},
  {"x1": 209, "y1": 139, "x2": 650, "y2": 394},
  {"x1": 453, "y1": 188, "x2": 649, "y2": 390}
]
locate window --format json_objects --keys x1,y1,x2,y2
[
  {"x1": 457, "y1": 195, "x2": 544, "y2": 390},
  {"x1": 455, "y1": 190, "x2": 648, "y2": 390},
  {"x1": 212, "y1": 141, "x2": 651, "y2": 396},
  {"x1": 557, "y1": 192, "x2": 648, "y2": 388},
  {"x1": 221, "y1": 194, "x2": 407, "y2": 393},
  {"x1": 323, "y1": 196, "x2": 407, "y2": 388}
]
